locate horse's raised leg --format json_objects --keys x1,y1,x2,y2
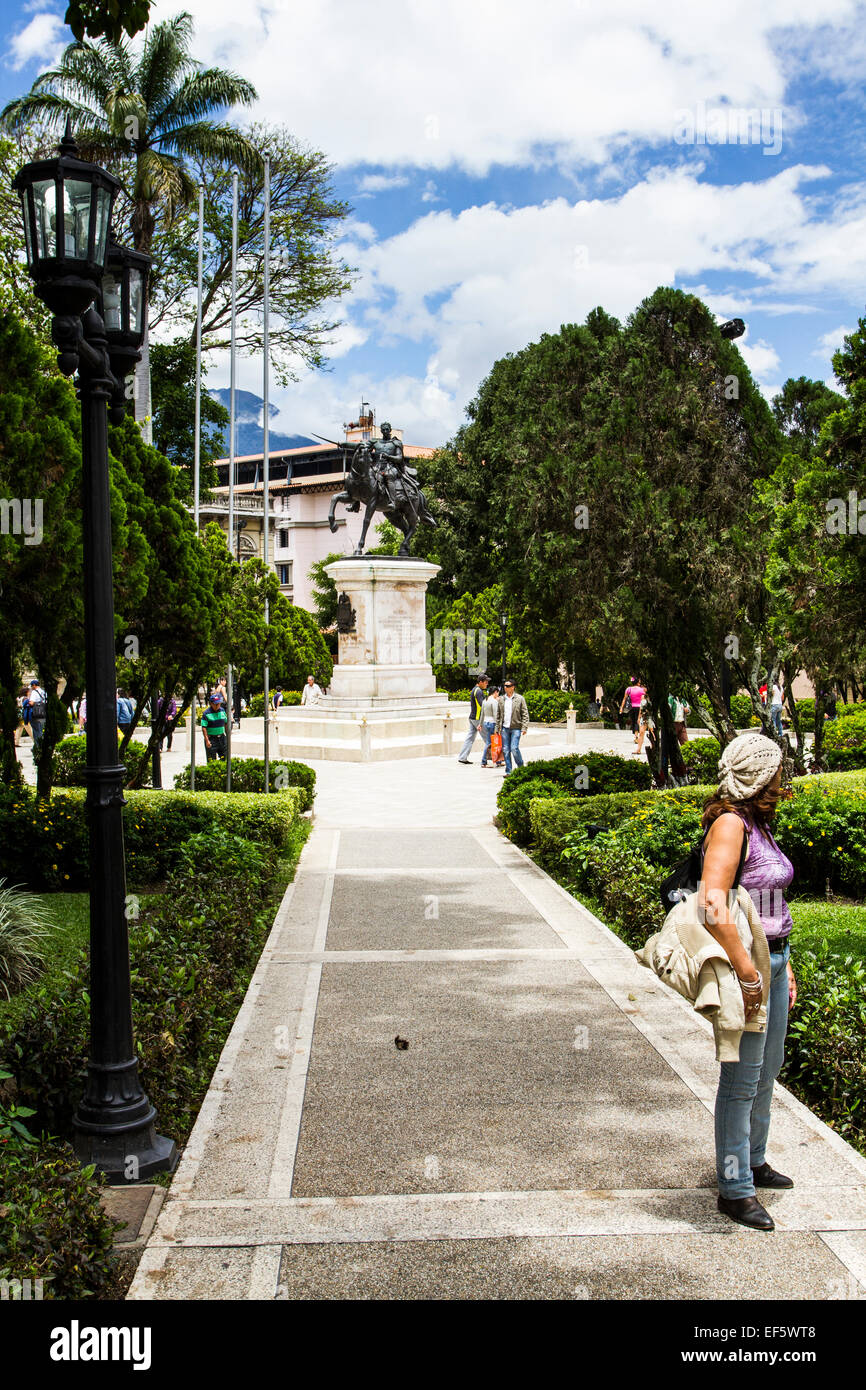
[
  {"x1": 356, "y1": 498, "x2": 377, "y2": 555},
  {"x1": 329, "y1": 491, "x2": 347, "y2": 534}
]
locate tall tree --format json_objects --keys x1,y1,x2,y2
[
  {"x1": 1, "y1": 10, "x2": 260, "y2": 435},
  {"x1": 147, "y1": 123, "x2": 355, "y2": 385},
  {"x1": 150, "y1": 340, "x2": 228, "y2": 500}
]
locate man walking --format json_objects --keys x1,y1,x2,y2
[
  {"x1": 301, "y1": 675, "x2": 322, "y2": 706},
  {"x1": 201, "y1": 692, "x2": 228, "y2": 762},
  {"x1": 457, "y1": 673, "x2": 489, "y2": 764},
  {"x1": 27, "y1": 678, "x2": 47, "y2": 752},
  {"x1": 496, "y1": 678, "x2": 529, "y2": 773}
]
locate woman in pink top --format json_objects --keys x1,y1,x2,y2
[{"x1": 619, "y1": 676, "x2": 646, "y2": 737}]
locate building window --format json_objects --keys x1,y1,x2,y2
[
  {"x1": 278, "y1": 528, "x2": 289, "y2": 550},
  {"x1": 278, "y1": 563, "x2": 292, "y2": 587}
]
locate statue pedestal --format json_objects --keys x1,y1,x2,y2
[
  {"x1": 272, "y1": 557, "x2": 453, "y2": 760},
  {"x1": 322, "y1": 557, "x2": 448, "y2": 711}
]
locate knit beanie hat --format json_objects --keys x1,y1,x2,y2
[{"x1": 717, "y1": 731, "x2": 782, "y2": 801}]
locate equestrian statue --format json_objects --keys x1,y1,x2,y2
[{"x1": 321, "y1": 422, "x2": 437, "y2": 557}]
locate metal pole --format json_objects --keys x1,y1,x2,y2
[
  {"x1": 226, "y1": 171, "x2": 238, "y2": 794},
  {"x1": 263, "y1": 154, "x2": 271, "y2": 794},
  {"x1": 73, "y1": 309, "x2": 175, "y2": 1181},
  {"x1": 190, "y1": 185, "x2": 204, "y2": 793}
]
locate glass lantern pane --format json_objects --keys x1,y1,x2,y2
[
  {"x1": 92, "y1": 187, "x2": 111, "y2": 267},
  {"x1": 62, "y1": 178, "x2": 93, "y2": 259},
  {"x1": 102, "y1": 272, "x2": 122, "y2": 333},
  {"x1": 32, "y1": 179, "x2": 56, "y2": 258},
  {"x1": 129, "y1": 268, "x2": 144, "y2": 336},
  {"x1": 20, "y1": 192, "x2": 33, "y2": 264}
]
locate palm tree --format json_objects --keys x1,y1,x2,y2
[{"x1": 2, "y1": 11, "x2": 261, "y2": 438}]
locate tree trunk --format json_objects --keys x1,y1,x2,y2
[
  {"x1": 699, "y1": 656, "x2": 737, "y2": 745},
  {"x1": 812, "y1": 686, "x2": 828, "y2": 770},
  {"x1": 34, "y1": 682, "x2": 73, "y2": 802},
  {"x1": 0, "y1": 643, "x2": 23, "y2": 788}
]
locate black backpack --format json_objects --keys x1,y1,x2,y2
[{"x1": 659, "y1": 822, "x2": 748, "y2": 912}]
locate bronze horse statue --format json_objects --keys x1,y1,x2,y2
[{"x1": 328, "y1": 440, "x2": 437, "y2": 556}]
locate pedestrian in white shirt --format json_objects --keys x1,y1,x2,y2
[
  {"x1": 301, "y1": 675, "x2": 322, "y2": 706},
  {"x1": 769, "y1": 678, "x2": 784, "y2": 738}
]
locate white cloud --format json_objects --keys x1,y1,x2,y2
[
  {"x1": 355, "y1": 173, "x2": 410, "y2": 194},
  {"x1": 738, "y1": 338, "x2": 782, "y2": 383},
  {"x1": 813, "y1": 324, "x2": 854, "y2": 358},
  {"x1": 150, "y1": 0, "x2": 859, "y2": 173},
  {"x1": 421, "y1": 180, "x2": 441, "y2": 203},
  {"x1": 6, "y1": 11, "x2": 65, "y2": 71}
]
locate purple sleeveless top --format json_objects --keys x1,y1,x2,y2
[{"x1": 735, "y1": 817, "x2": 794, "y2": 944}]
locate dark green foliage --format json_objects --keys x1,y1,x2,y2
[
  {"x1": 497, "y1": 752, "x2": 653, "y2": 844},
  {"x1": 496, "y1": 778, "x2": 572, "y2": 842},
  {"x1": 245, "y1": 692, "x2": 302, "y2": 716},
  {"x1": 781, "y1": 944, "x2": 866, "y2": 1150},
  {"x1": 64, "y1": 0, "x2": 151, "y2": 44},
  {"x1": 175, "y1": 829, "x2": 271, "y2": 886},
  {"x1": 0, "y1": 785, "x2": 302, "y2": 890},
  {"x1": 173, "y1": 757, "x2": 315, "y2": 811},
  {"x1": 52, "y1": 733, "x2": 151, "y2": 789},
  {"x1": 442, "y1": 689, "x2": 588, "y2": 719},
  {"x1": 0, "y1": 1130, "x2": 121, "y2": 1299},
  {"x1": 150, "y1": 341, "x2": 227, "y2": 499},
  {"x1": 681, "y1": 737, "x2": 722, "y2": 786},
  {"x1": 774, "y1": 783, "x2": 866, "y2": 897},
  {"x1": 823, "y1": 708, "x2": 866, "y2": 770}
]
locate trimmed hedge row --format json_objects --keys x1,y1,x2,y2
[
  {"x1": 173, "y1": 757, "x2": 316, "y2": 811},
  {"x1": 52, "y1": 734, "x2": 151, "y2": 789},
  {"x1": 443, "y1": 690, "x2": 592, "y2": 722},
  {"x1": 497, "y1": 752, "x2": 653, "y2": 842},
  {"x1": 245, "y1": 691, "x2": 302, "y2": 717},
  {"x1": 0, "y1": 785, "x2": 303, "y2": 890},
  {"x1": 529, "y1": 770, "x2": 866, "y2": 898}
]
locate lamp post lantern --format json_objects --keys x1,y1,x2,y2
[{"x1": 14, "y1": 123, "x2": 176, "y2": 1182}]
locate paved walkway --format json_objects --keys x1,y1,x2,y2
[{"x1": 124, "y1": 738, "x2": 866, "y2": 1301}]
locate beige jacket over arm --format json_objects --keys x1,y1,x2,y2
[{"x1": 635, "y1": 886, "x2": 771, "y2": 1062}]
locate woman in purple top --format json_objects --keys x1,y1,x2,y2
[{"x1": 699, "y1": 731, "x2": 796, "y2": 1233}]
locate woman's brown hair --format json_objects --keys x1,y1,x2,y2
[{"x1": 701, "y1": 780, "x2": 783, "y2": 834}]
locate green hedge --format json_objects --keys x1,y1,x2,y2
[
  {"x1": 0, "y1": 786, "x2": 303, "y2": 890},
  {"x1": 497, "y1": 752, "x2": 653, "y2": 843},
  {"x1": 52, "y1": 733, "x2": 151, "y2": 789},
  {"x1": 245, "y1": 691, "x2": 302, "y2": 717},
  {"x1": 681, "y1": 737, "x2": 721, "y2": 785},
  {"x1": 783, "y1": 942, "x2": 866, "y2": 1148},
  {"x1": 823, "y1": 708, "x2": 866, "y2": 770},
  {"x1": 442, "y1": 690, "x2": 591, "y2": 721},
  {"x1": 0, "y1": 1128, "x2": 120, "y2": 1298},
  {"x1": 173, "y1": 757, "x2": 315, "y2": 811},
  {"x1": 530, "y1": 772, "x2": 866, "y2": 898}
]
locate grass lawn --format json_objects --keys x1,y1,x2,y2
[
  {"x1": 0, "y1": 891, "x2": 91, "y2": 1033},
  {"x1": 789, "y1": 899, "x2": 866, "y2": 966}
]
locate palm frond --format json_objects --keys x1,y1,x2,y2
[
  {"x1": 133, "y1": 148, "x2": 197, "y2": 223},
  {"x1": 139, "y1": 12, "x2": 199, "y2": 115},
  {"x1": 154, "y1": 68, "x2": 258, "y2": 130},
  {"x1": 158, "y1": 120, "x2": 263, "y2": 177},
  {"x1": 0, "y1": 90, "x2": 109, "y2": 136}
]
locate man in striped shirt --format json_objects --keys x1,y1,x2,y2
[{"x1": 201, "y1": 693, "x2": 228, "y2": 761}]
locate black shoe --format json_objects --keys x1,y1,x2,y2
[
  {"x1": 717, "y1": 1195, "x2": 775, "y2": 1231},
  {"x1": 751, "y1": 1162, "x2": 794, "y2": 1189},
  {"x1": 457, "y1": 759, "x2": 472, "y2": 764}
]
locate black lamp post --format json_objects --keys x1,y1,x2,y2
[
  {"x1": 14, "y1": 123, "x2": 176, "y2": 1181},
  {"x1": 498, "y1": 611, "x2": 508, "y2": 690}
]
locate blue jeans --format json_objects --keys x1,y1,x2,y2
[
  {"x1": 501, "y1": 727, "x2": 523, "y2": 773},
  {"x1": 715, "y1": 941, "x2": 790, "y2": 1198},
  {"x1": 480, "y1": 720, "x2": 495, "y2": 765},
  {"x1": 769, "y1": 703, "x2": 783, "y2": 736}
]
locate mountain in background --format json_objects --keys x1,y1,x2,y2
[{"x1": 209, "y1": 389, "x2": 317, "y2": 456}]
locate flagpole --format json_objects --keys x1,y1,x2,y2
[
  {"x1": 227, "y1": 170, "x2": 238, "y2": 792},
  {"x1": 262, "y1": 154, "x2": 271, "y2": 795},
  {"x1": 190, "y1": 184, "x2": 204, "y2": 792}
]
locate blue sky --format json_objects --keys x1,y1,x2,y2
[{"x1": 3, "y1": 0, "x2": 866, "y2": 446}]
